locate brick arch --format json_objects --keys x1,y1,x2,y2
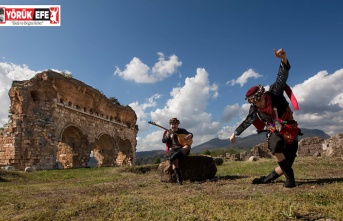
[
  {"x1": 55, "y1": 119, "x2": 71, "y2": 141},
  {"x1": 93, "y1": 134, "x2": 115, "y2": 167},
  {"x1": 116, "y1": 138, "x2": 133, "y2": 166},
  {"x1": 57, "y1": 125, "x2": 90, "y2": 169},
  {"x1": 58, "y1": 124, "x2": 84, "y2": 140}
]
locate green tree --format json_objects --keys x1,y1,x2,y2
[
  {"x1": 203, "y1": 150, "x2": 211, "y2": 155},
  {"x1": 154, "y1": 158, "x2": 161, "y2": 164},
  {"x1": 60, "y1": 72, "x2": 73, "y2": 78},
  {"x1": 108, "y1": 97, "x2": 120, "y2": 105}
]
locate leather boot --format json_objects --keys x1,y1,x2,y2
[
  {"x1": 278, "y1": 159, "x2": 296, "y2": 188},
  {"x1": 252, "y1": 170, "x2": 280, "y2": 184},
  {"x1": 173, "y1": 168, "x2": 183, "y2": 185}
]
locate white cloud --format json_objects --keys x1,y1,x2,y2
[
  {"x1": 219, "y1": 102, "x2": 255, "y2": 138},
  {"x1": 129, "y1": 93, "x2": 161, "y2": 131},
  {"x1": 227, "y1": 68, "x2": 263, "y2": 87},
  {"x1": 293, "y1": 70, "x2": 343, "y2": 113},
  {"x1": 136, "y1": 68, "x2": 220, "y2": 151},
  {"x1": 292, "y1": 68, "x2": 343, "y2": 135},
  {"x1": 221, "y1": 103, "x2": 241, "y2": 122},
  {"x1": 137, "y1": 130, "x2": 166, "y2": 152},
  {"x1": 114, "y1": 52, "x2": 182, "y2": 83},
  {"x1": 217, "y1": 123, "x2": 256, "y2": 140}
]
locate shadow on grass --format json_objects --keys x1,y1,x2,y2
[
  {"x1": 189, "y1": 175, "x2": 248, "y2": 183},
  {"x1": 119, "y1": 164, "x2": 159, "y2": 174},
  {"x1": 214, "y1": 175, "x2": 248, "y2": 181},
  {"x1": 0, "y1": 171, "x2": 24, "y2": 182},
  {"x1": 297, "y1": 177, "x2": 343, "y2": 186}
]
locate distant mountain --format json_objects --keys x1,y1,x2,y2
[
  {"x1": 136, "y1": 150, "x2": 166, "y2": 165},
  {"x1": 136, "y1": 150, "x2": 165, "y2": 158},
  {"x1": 298, "y1": 128, "x2": 331, "y2": 139}
]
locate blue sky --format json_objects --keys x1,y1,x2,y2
[{"x1": 1, "y1": 0, "x2": 343, "y2": 152}]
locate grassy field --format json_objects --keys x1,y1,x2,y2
[{"x1": 1, "y1": 156, "x2": 343, "y2": 221}]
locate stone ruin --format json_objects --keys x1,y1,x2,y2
[
  {"x1": 0, "y1": 70, "x2": 138, "y2": 171},
  {"x1": 298, "y1": 133, "x2": 343, "y2": 158},
  {"x1": 226, "y1": 142, "x2": 273, "y2": 161},
  {"x1": 226, "y1": 133, "x2": 343, "y2": 161},
  {"x1": 297, "y1": 136, "x2": 325, "y2": 157}
]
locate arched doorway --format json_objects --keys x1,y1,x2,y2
[
  {"x1": 93, "y1": 134, "x2": 115, "y2": 167},
  {"x1": 116, "y1": 139, "x2": 133, "y2": 166},
  {"x1": 57, "y1": 126, "x2": 89, "y2": 169}
]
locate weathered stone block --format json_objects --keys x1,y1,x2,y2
[
  {"x1": 25, "y1": 167, "x2": 33, "y2": 172},
  {"x1": 5, "y1": 166, "x2": 15, "y2": 171},
  {"x1": 158, "y1": 155, "x2": 217, "y2": 183},
  {"x1": 298, "y1": 136, "x2": 324, "y2": 157},
  {"x1": 324, "y1": 133, "x2": 343, "y2": 157}
]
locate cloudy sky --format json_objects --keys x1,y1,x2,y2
[{"x1": 1, "y1": 0, "x2": 343, "y2": 152}]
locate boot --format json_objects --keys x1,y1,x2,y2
[
  {"x1": 252, "y1": 170, "x2": 280, "y2": 184},
  {"x1": 278, "y1": 159, "x2": 296, "y2": 188},
  {"x1": 173, "y1": 168, "x2": 183, "y2": 185},
  {"x1": 169, "y1": 149, "x2": 184, "y2": 163}
]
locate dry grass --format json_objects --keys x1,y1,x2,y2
[{"x1": 1, "y1": 157, "x2": 343, "y2": 221}]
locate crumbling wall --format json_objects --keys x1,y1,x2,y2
[
  {"x1": 323, "y1": 133, "x2": 343, "y2": 157},
  {"x1": 228, "y1": 134, "x2": 343, "y2": 161},
  {"x1": 297, "y1": 136, "x2": 324, "y2": 157},
  {"x1": 0, "y1": 70, "x2": 138, "y2": 170}
]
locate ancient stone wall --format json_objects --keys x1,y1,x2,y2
[
  {"x1": 297, "y1": 136, "x2": 325, "y2": 157},
  {"x1": 323, "y1": 133, "x2": 343, "y2": 157},
  {"x1": 226, "y1": 133, "x2": 343, "y2": 161},
  {"x1": 0, "y1": 71, "x2": 138, "y2": 170},
  {"x1": 226, "y1": 142, "x2": 272, "y2": 161},
  {"x1": 297, "y1": 134, "x2": 343, "y2": 157}
]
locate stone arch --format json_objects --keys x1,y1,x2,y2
[
  {"x1": 93, "y1": 134, "x2": 115, "y2": 167},
  {"x1": 116, "y1": 138, "x2": 133, "y2": 166},
  {"x1": 57, "y1": 125, "x2": 90, "y2": 169}
]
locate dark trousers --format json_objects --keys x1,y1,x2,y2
[{"x1": 269, "y1": 132, "x2": 298, "y2": 165}]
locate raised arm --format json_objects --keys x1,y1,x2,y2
[
  {"x1": 269, "y1": 48, "x2": 291, "y2": 96},
  {"x1": 274, "y1": 48, "x2": 287, "y2": 64}
]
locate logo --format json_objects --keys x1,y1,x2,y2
[{"x1": 0, "y1": 5, "x2": 60, "y2": 26}]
